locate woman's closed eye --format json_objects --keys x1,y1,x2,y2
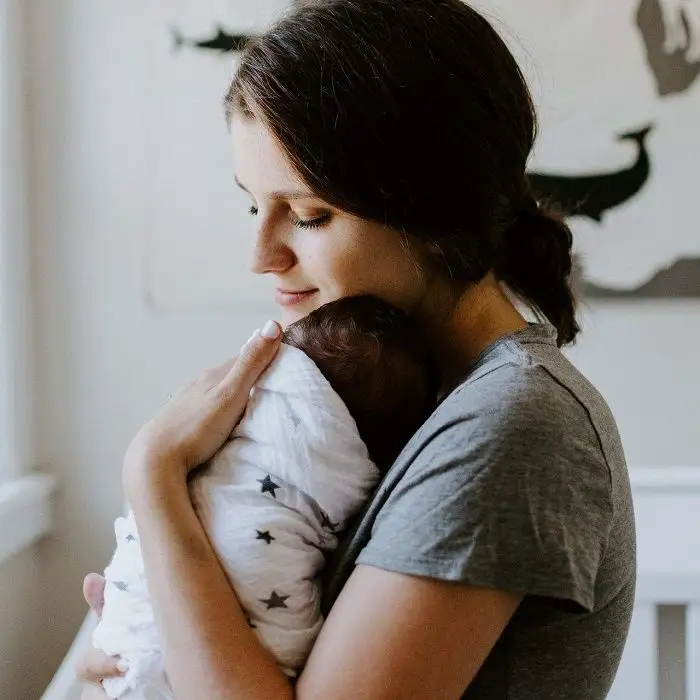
[
  {"x1": 289, "y1": 212, "x2": 332, "y2": 230},
  {"x1": 247, "y1": 205, "x2": 332, "y2": 230}
]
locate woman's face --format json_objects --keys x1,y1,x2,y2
[{"x1": 230, "y1": 115, "x2": 429, "y2": 326}]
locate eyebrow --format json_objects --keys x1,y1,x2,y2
[{"x1": 234, "y1": 175, "x2": 316, "y2": 201}]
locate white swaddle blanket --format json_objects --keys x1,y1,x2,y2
[{"x1": 93, "y1": 344, "x2": 381, "y2": 699}]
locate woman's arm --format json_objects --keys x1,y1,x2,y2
[
  {"x1": 82, "y1": 324, "x2": 521, "y2": 698},
  {"x1": 299, "y1": 567, "x2": 520, "y2": 699},
  {"x1": 131, "y1": 459, "x2": 520, "y2": 700},
  {"x1": 128, "y1": 458, "x2": 294, "y2": 700}
]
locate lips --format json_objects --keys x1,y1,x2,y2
[{"x1": 274, "y1": 288, "x2": 318, "y2": 307}]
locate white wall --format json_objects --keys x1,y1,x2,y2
[
  {"x1": 12, "y1": 0, "x2": 700, "y2": 696},
  {"x1": 568, "y1": 301, "x2": 700, "y2": 467},
  {"x1": 26, "y1": 0, "x2": 274, "y2": 691}
]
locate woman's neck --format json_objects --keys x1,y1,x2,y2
[{"x1": 427, "y1": 275, "x2": 528, "y2": 394}]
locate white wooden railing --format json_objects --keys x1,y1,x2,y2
[{"x1": 609, "y1": 466, "x2": 700, "y2": 700}]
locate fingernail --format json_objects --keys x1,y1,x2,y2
[{"x1": 261, "y1": 320, "x2": 281, "y2": 339}]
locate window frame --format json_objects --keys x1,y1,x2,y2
[{"x1": 0, "y1": 0, "x2": 55, "y2": 566}]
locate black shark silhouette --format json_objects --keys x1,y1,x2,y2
[
  {"x1": 172, "y1": 26, "x2": 254, "y2": 54},
  {"x1": 528, "y1": 125, "x2": 653, "y2": 223}
]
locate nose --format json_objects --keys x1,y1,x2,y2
[{"x1": 247, "y1": 218, "x2": 295, "y2": 276}]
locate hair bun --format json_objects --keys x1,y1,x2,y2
[
  {"x1": 508, "y1": 201, "x2": 570, "y2": 271},
  {"x1": 497, "y1": 198, "x2": 579, "y2": 346}
]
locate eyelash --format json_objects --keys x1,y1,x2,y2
[{"x1": 247, "y1": 205, "x2": 331, "y2": 230}]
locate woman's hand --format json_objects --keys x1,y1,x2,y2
[
  {"x1": 76, "y1": 574, "x2": 121, "y2": 698},
  {"x1": 123, "y1": 321, "x2": 282, "y2": 497},
  {"x1": 78, "y1": 322, "x2": 281, "y2": 696}
]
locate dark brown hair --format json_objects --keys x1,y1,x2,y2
[
  {"x1": 283, "y1": 295, "x2": 439, "y2": 471},
  {"x1": 225, "y1": 0, "x2": 579, "y2": 346}
]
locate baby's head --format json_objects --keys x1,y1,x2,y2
[{"x1": 282, "y1": 296, "x2": 439, "y2": 471}]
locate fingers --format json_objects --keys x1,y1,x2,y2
[
  {"x1": 219, "y1": 321, "x2": 282, "y2": 402},
  {"x1": 83, "y1": 573, "x2": 106, "y2": 619},
  {"x1": 75, "y1": 646, "x2": 123, "y2": 685},
  {"x1": 237, "y1": 321, "x2": 282, "y2": 375}
]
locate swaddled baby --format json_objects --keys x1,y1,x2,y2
[{"x1": 93, "y1": 295, "x2": 438, "y2": 699}]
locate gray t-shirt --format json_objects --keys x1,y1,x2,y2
[{"x1": 322, "y1": 323, "x2": 635, "y2": 700}]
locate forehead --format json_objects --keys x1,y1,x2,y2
[{"x1": 230, "y1": 115, "x2": 306, "y2": 192}]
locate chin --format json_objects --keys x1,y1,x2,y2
[
  {"x1": 280, "y1": 305, "x2": 313, "y2": 328},
  {"x1": 278, "y1": 291, "x2": 328, "y2": 327}
]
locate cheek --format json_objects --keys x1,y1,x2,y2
[
  {"x1": 300, "y1": 223, "x2": 425, "y2": 302},
  {"x1": 372, "y1": 246, "x2": 431, "y2": 309},
  {"x1": 340, "y1": 239, "x2": 424, "y2": 302},
  {"x1": 307, "y1": 236, "x2": 362, "y2": 292}
]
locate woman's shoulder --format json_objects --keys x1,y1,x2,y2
[
  {"x1": 447, "y1": 323, "x2": 598, "y2": 415},
  {"x1": 322, "y1": 324, "x2": 629, "y2": 612},
  {"x1": 425, "y1": 322, "x2": 624, "y2": 478}
]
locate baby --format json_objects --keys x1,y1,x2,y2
[{"x1": 93, "y1": 295, "x2": 438, "y2": 699}]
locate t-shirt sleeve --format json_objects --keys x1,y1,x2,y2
[{"x1": 356, "y1": 366, "x2": 614, "y2": 612}]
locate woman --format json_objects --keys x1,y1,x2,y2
[{"x1": 78, "y1": 1, "x2": 635, "y2": 698}]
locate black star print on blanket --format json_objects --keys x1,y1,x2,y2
[
  {"x1": 257, "y1": 474, "x2": 281, "y2": 498},
  {"x1": 260, "y1": 591, "x2": 290, "y2": 610},
  {"x1": 256, "y1": 530, "x2": 275, "y2": 544}
]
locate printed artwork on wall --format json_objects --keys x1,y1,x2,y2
[
  {"x1": 583, "y1": 0, "x2": 700, "y2": 297},
  {"x1": 144, "y1": 0, "x2": 700, "y2": 312},
  {"x1": 475, "y1": 0, "x2": 700, "y2": 297}
]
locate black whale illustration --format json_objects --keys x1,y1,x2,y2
[{"x1": 528, "y1": 125, "x2": 653, "y2": 223}]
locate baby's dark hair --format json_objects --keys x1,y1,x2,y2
[{"x1": 282, "y1": 296, "x2": 439, "y2": 471}]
